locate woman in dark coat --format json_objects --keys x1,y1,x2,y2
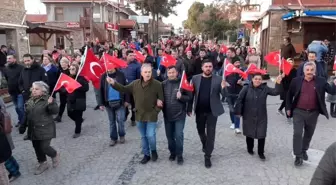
[
  {"x1": 67, "y1": 63, "x2": 89, "y2": 138},
  {"x1": 54, "y1": 57, "x2": 71, "y2": 123},
  {"x1": 0, "y1": 114, "x2": 11, "y2": 185},
  {"x1": 277, "y1": 58, "x2": 297, "y2": 122},
  {"x1": 235, "y1": 73, "x2": 282, "y2": 160},
  {"x1": 19, "y1": 81, "x2": 60, "y2": 175}
]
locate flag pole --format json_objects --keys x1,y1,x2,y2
[
  {"x1": 103, "y1": 53, "x2": 108, "y2": 74},
  {"x1": 178, "y1": 70, "x2": 184, "y2": 91},
  {"x1": 223, "y1": 59, "x2": 227, "y2": 80},
  {"x1": 50, "y1": 73, "x2": 63, "y2": 98},
  {"x1": 76, "y1": 46, "x2": 87, "y2": 80},
  {"x1": 278, "y1": 49, "x2": 281, "y2": 75}
]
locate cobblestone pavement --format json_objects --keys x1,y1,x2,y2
[{"x1": 6, "y1": 84, "x2": 336, "y2": 185}]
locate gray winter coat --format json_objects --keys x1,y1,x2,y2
[
  {"x1": 234, "y1": 83, "x2": 282, "y2": 139},
  {"x1": 310, "y1": 142, "x2": 336, "y2": 185},
  {"x1": 162, "y1": 79, "x2": 192, "y2": 122},
  {"x1": 326, "y1": 76, "x2": 336, "y2": 103},
  {"x1": 0, "y1": 97, "x2": 14, "y2": 150}
]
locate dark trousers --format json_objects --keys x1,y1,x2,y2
[
  {"x1": 246, "y1": 137, "x2": 265, "y2": 155},
  {"x1": 32, "y1": 140, "x2": 57, "y2": 163},
  {"x1": 195, "y1": 112, "x2": 218, "y2": 158},
  {"x1": 164, "y1": 119, "x2": 186, "y2": 156},
  {"x1": 125, "y1": 95, "x2": 135, "y2": 122},
  {"x1": 330, "y1": 103, "x2": 336, "y2": 116},
  {"x1": 279, "y1": 100, "x2": 289, "y2": 118},
  {"x1": 58, "y1": 93, "x2": 67, "y2": 117},
  {"x1": 292, "y1": 108, "x2": 319, "y2": 157},
  {"x1": 68, "y1": 110, "x2": 84, "y2": 134}
]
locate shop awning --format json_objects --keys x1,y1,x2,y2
[
  {"x1": 282, "y1": 10, "x2": 336, "y2": 21},
  {"x1": 119, "y1": 19, "x2": 137, "y2": 29}
]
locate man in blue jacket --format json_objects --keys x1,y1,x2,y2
[
  {"x1": 308, "y1": 40, "x2": 328, "y2": 73},
  {"x1": 297, "y1": 51, "x2": 327, "y2": 80},
  {"x1": 121, "y1": 50, "x2": 141, "y2": 126}
]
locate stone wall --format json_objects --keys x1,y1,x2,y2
[{"x1": 5, "y1": 28, "x2": 29, "y2": 60}]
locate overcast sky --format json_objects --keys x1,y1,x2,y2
[{"x1": 24, "y1": 0, "x2": 213, "y2": 28}]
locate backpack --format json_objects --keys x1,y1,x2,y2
[{"x1": 0, "y1": 106, "x2": 12, "y2": 134}]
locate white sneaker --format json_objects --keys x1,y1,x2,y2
[
  {"x1": 235, "y1": 128, "x2": 242, "y2": 134},
  {"x1": 230, "y1": 124, "x2": 235, "y2": 129},
  {"x1": 277, "y1": 110, "x2": 285, "y2": 116}
]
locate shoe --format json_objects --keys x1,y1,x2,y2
[
  {"x1": 34, "y1": 162, "x2": 49, "y2": 175},
  {"x1": 259, "y1": 153, "x2": 266, "y2": 160},
  {"x1": 169, "y1": 154, "x2": 176, "y2": 161},
  {"x1": 72, "y1": 133, "x2": 80, "y2": 138},
  {"x1": 52, "y1": 153, "x2": 60, "y2": 168},
  {"x1": 277, "y1": 110, "x2": 285, "y2": 116},
  {"x1": 235, "y1": 128, "x2": 241, "y2": 134},
  {"x1": 151, "y1": 150, "x2": 158, "y2": 161},
  {"x1": 119, "y1": 137, "x2": 125, "y2": 144},
  {"x1": 302, "y1": 152, "x2": 308, "y2": 161},
  {"x1": 230, "y1": 124, "x2": 235, "y2": 129},
  {"x1": 23, "y1": 135, "x2": 29, "y2": 140},
  {"x1": 177, "y1": 156, "x2": 184, "y2": 165},
  {"x1": 54, "y1": 116, "x2": 62, "y2": 122},
  {"x1": 94, "y1": 105, "x2": 99, "y2": 110},
  {"x1": 140, "y1": 155, "x2": 151, "y2": 164},
  {"x1": 131, "y1": 121, "x2": 136, "y2": 126},
  {"x1": 109, "y1": 140, "x2": 117, "y2": 146},
  {"x1": 294, "y1": 157, "x2": 303, "y2": 166},
  {"x1": 286, "y1": 118, "x2": 292, "y2": 124},
  {"x1": 248, "y1": 150, "x2": 254, "y2": 155},
  {"x1": 204, "y1": 158, "x2": 212, "y2": 168},
  {"x1": 9, "y1": 173, "x2": 21, "y2": 182}
]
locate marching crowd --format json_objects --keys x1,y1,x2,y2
[{"x1": 0, "y1": 36, "x2": 335, "y2": 185}]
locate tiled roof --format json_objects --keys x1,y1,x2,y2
[
  {"x1": 41, "y1": 0, "x2": 104, "y2": 2},
  {"x1": 26, "y1": 14, "x2": 48, "y2": 23}
]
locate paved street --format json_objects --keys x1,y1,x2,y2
[{"x1": 6, "y1": 83, "x2": 336, "y2": 185}]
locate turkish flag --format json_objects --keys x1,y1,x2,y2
[
  {"x1": 79, "y1": 48, "x2": 105, "y2": 88},
  {"x1": 146, "y1": 44, "x2": 153, "y2": 56},
  {"x1": 264, "y1": 51, "x2": 281, "y2": 67},
  {"x1": 129, "y1": 43, "x2": 136, "y2": 50},
  {"x1": 160, "y1": 53, "x2": 176, "y2": 67},
  {"x1": 54, "y1": 73, "x2": 82, "y2": 93},
  {"x1": 65, "y1": 55, "x2": 72, "y2": 63},
  {"x1": 103, "y1": 53, "x2": 128, "y2": 68},
  {"x1": 185, "y1": 45, "x2": 192, "y2": 53},
  {"x1": 245, "y1": 63, "x2": 267, "y2": 75},
  {"x1": 134, "y1": 50, "x2": 145, "y2": 63},
  {"x1": 224, "y1": 61, "x2": 247, "y2": 79},
  {"x1": 281, "y1": 59, "x2": 293, "y2": 75},
  {"x1": 220, "y1": 44, "x2": 228, "y2": 54},
  {"x1": 333, "y1": 56, "x2": 336, "y2": 70},
  {"x1": 180, "y1": 71, "x2": 194, "y2": 92}
]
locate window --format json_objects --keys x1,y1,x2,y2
[
  {"x1": 56, "y1": 34, "x2": 65, "y2": 48},
  {"x1": 55, "y1": 7, "x2": 64, "y2": 21}
]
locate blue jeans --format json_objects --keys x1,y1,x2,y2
[
  {"x1": 136, "y1": 122, "x2": 157, "y2": 156},
  {"x1": 227, "y1": 96, "x2": 240, "y2": 129},
  {"x1": 106, "y1": 106, "x2": 126, "y2": 141},
  {"x1": 164, "y1": 119, "x2": 185, "y2": 156},
  {"x1": 10, "y1": 94, "x2": 24, "y2": 124}
]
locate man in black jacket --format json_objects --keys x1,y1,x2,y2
[
  {"x1": 162, "y1": 66, "x2": 192, "y2": 165},
  {"x1": 99, "y1": 64, "x2": 129, "y2": 146},
  {"x1": 0, "y1": 45, "x2": 7, "y2": 71},
  {"x1": 3, "y1": 55, "x2": 24, "y2": 126},
  {"x1": 296, "y1": 51, "x2": 327, "y2": 80},
  {"x1": 286, "y1": 61, "x2": 336, "y2": 166},
  {"x1": 18, "y1": 54, "x2": 48, "y2": 102},
  {"x1": 193, "y1": 49, "x2": 207, "y2": 75}
]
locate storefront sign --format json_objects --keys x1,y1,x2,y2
[
  {"x1": 66, "y1": 22, "x2": 80, "y2": 28},
  {"x1": 105, "y1": 23, "x2": 118, "y2": 31}
]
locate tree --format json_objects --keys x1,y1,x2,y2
[
  {"x1": 135, "y1": 0, "x2": 182, "y2": 41},
  {"x1": 184, "y1": 2, "x2": 205, "y2": 34}
]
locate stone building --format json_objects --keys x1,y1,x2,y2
[
  {"x1": 0, "y1": 0, "x2": 29, "y2": 59},
  {"x1": 241, "y1": 0, "x2": 336, "y2": 74}
]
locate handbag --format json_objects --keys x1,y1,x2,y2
[{"x1": 108, "y1": 100, "x2": 121, "y2": 110}]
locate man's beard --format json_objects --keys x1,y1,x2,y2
[{"x1": 203, "y1": 71, "x2": 212, "y2": 76}]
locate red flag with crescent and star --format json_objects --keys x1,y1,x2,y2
[
  {"x1": 160, "y1": 53, "x2": 176, "y2": 67},
  {"x1": 79, "y1": 48, "x2": 105, "y2": 88},
  {"x1": 180, "y1": 71, "x2": 194, "y2": 92},
  {"x1": 134, "y1": 50, "x2": 145, "y2": 63},
  {"x1": 264, "y1": 51, "x2": 292, "y2": 75},
  {"x1": 102, "y1": 53, "x2": 128, "y2": 68},
  {"x1": 146, "y1": 44, "x2": 154, "y2": 56},
  {"x1": 245, "y1": 63, "x2": 267, "y2": 75},
  {"x1": 54, "y1": 73, "x2": 82, "y2": 93},
  {"x1": 224, "y1": 61, "x2": 247, "y2": 79}
]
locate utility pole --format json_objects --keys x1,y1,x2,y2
[
  {"x1": 90, "y1": 0, "x2": 94, "y2": 41},
  {"x1": 117, "y1": 0, "x2": 121, "y2": 42}
]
